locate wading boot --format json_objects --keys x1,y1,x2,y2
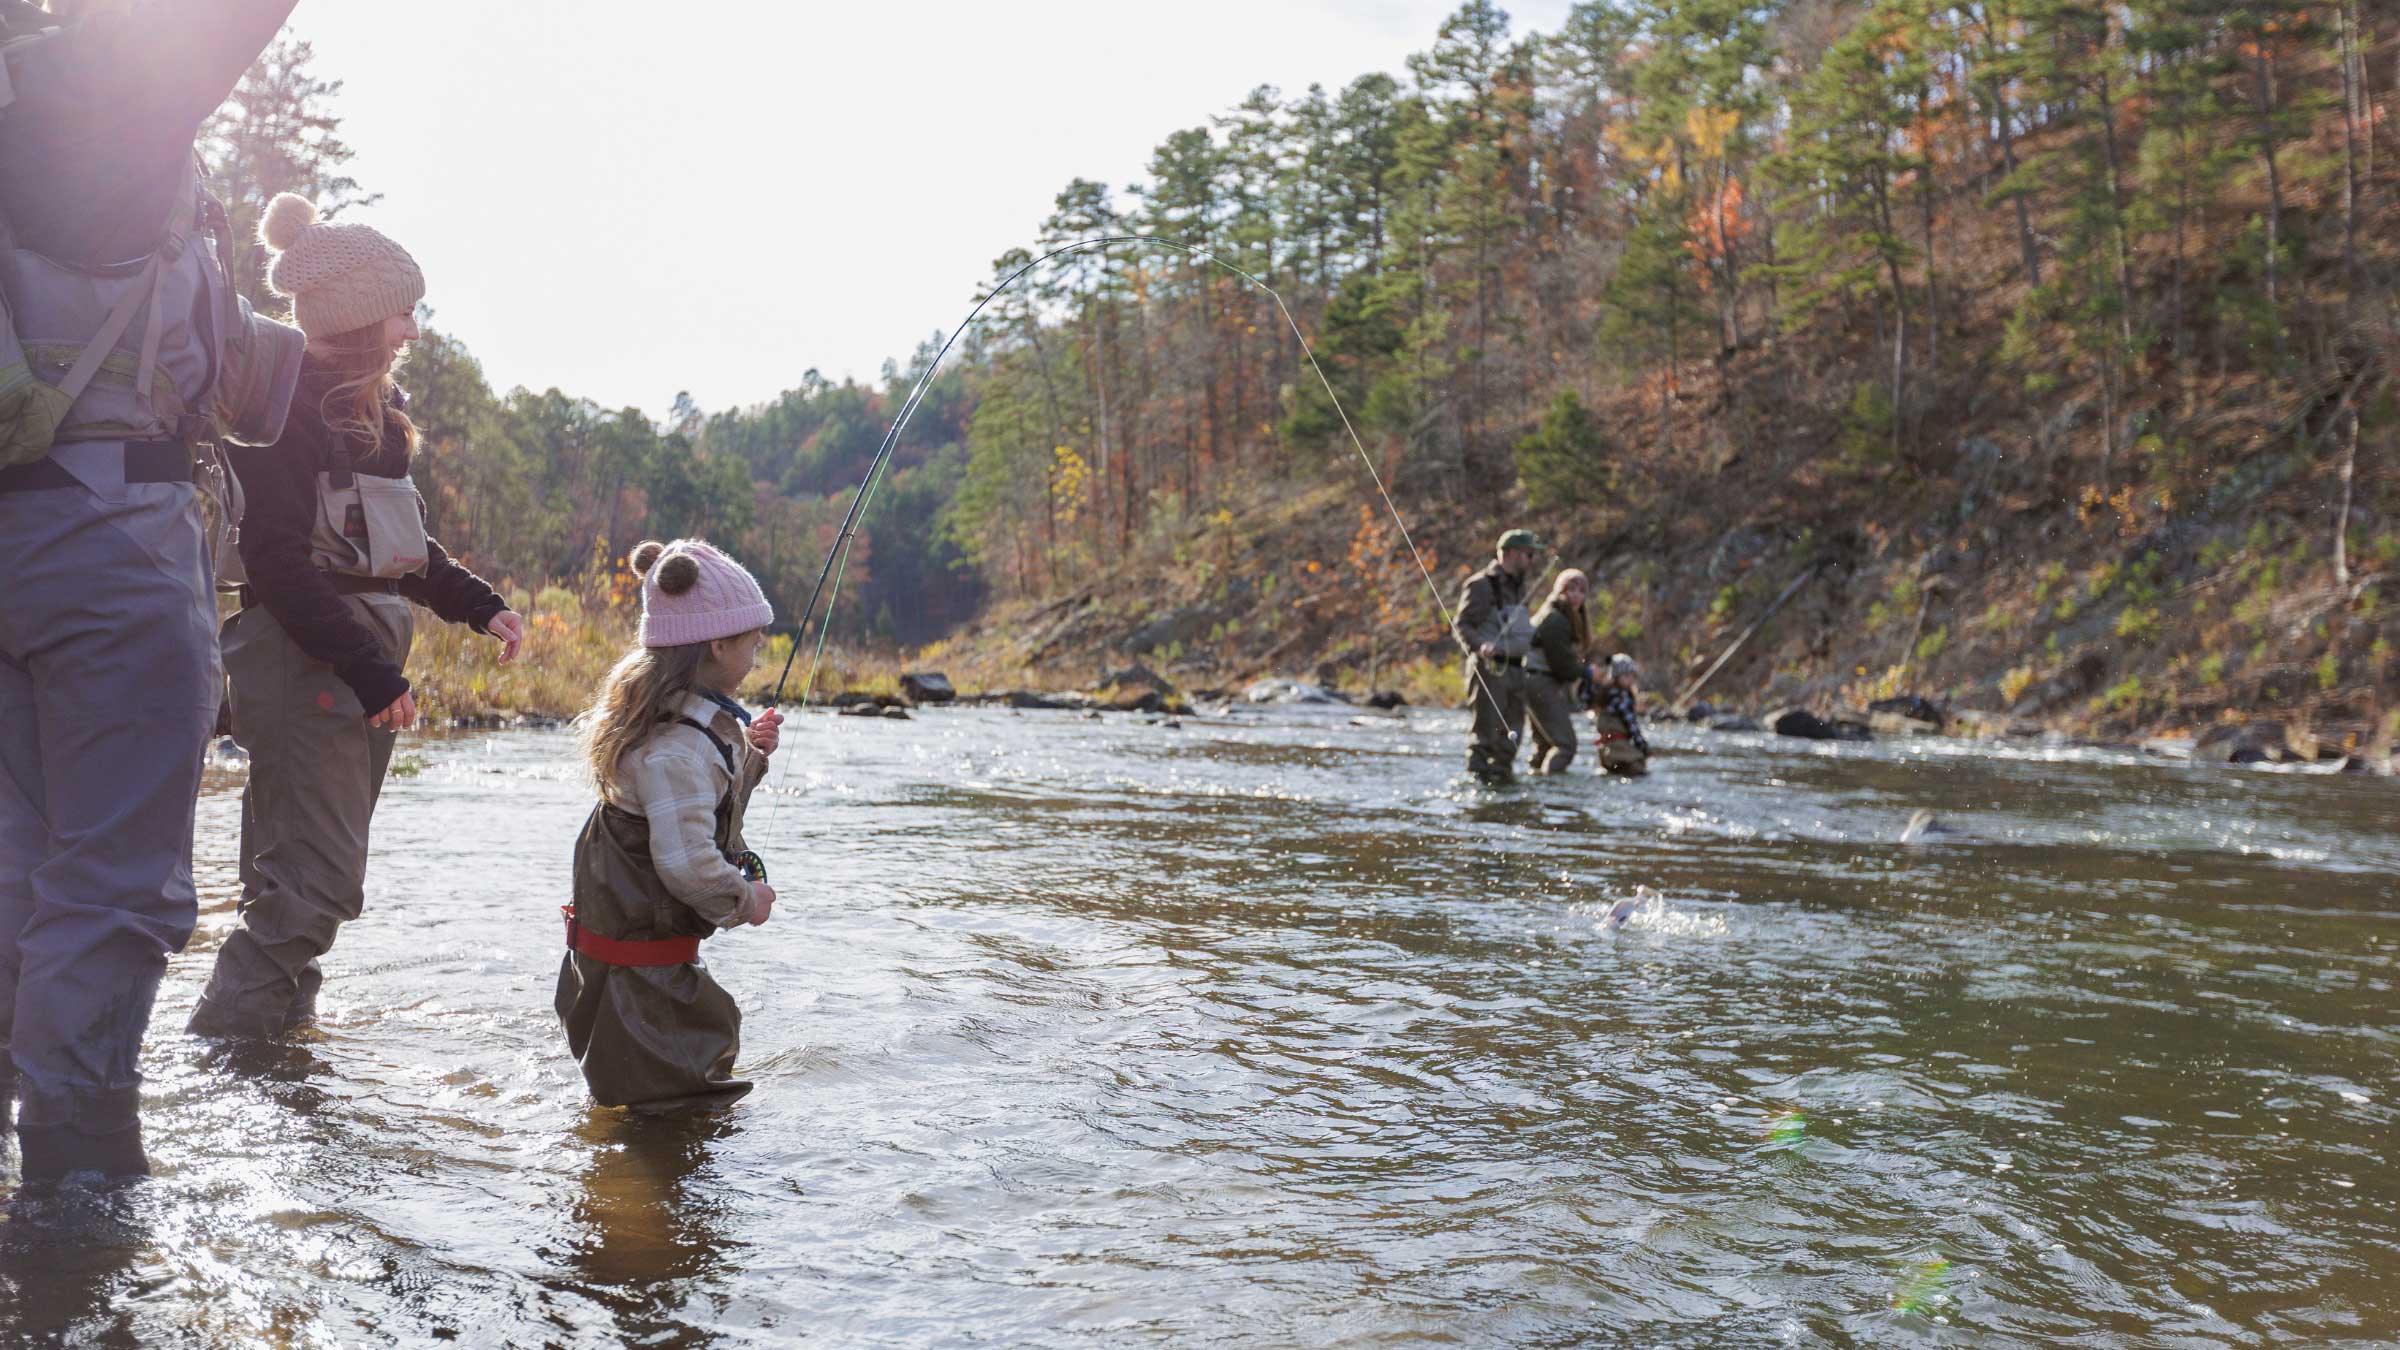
[
  {"x1": 17, "y1": 1085, "x2": 149, "y2": 1187},
  {"x1": 18, "y1": 1120, "x2": 149, "y2": 1187},
  {"x1": 283, "y1": 959, "x2": 324, "y2": 1031},
  {"x1": 186, "y1": 931, "x2": 301, "y2": 1040},
  {"x1": 1467, "y1": 751, "x2": 1516, "y2": 786}
]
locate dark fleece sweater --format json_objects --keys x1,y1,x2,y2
[{"x1": 229, "y1": 367, "x2": 506, "y2": 715}]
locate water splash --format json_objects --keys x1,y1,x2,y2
[
  {"x1": 1892, "y1": 1257, "x2": 1953, "y2": 1316},
  {"x1": 1603, "y1": 884, "x2": 1665, "y2": 930}
]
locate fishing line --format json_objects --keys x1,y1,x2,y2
[{"x1": 757, "y1": 234, "x2": 1517, "y2": 823}]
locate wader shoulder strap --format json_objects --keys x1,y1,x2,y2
[{"x1": 673, "y1": 716, "x2": 736, "y2": 775}]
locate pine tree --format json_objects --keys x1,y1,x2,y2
[{"x1": 202, "y1": 37, "x2": 378, "y2": 310}]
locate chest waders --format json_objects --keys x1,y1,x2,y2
[
  {"x1": 1458, "y1": 565, "x2": 1534, "y2": 784},
  {"x1": 0, "y1": 114, "x2": 304, "y2": 1172},
  {"x1": 186, "y1": 425, "x2": 437, "y2": 1041},
  {"x1": 555, "y1": 719, "x2": 759, "y2": 1111},
  {"x1": 1592, "y1": 701, "x2": 1649, "y2": 776}
]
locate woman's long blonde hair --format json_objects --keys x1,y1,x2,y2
[
  {"x1": 575, "y1": 541, "x2": 713, "y2": 793},
  {"x1": 1544, "y1": 568, "x2": 1593, "y2": 664},
  {"x1": 310, "y1": 321, "x2": 418, "y2": 455}
]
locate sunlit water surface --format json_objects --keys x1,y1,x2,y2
[{"x1": 3, "y1": 706, "x2": 2394, "y2": 1346}]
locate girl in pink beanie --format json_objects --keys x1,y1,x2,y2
[{"x1": 557, "y1": 539, "x2": 786, "y2": 1109}]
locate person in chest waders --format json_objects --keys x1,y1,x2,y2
[
  {"x1": 1592, "y1": 653, "x2": 1652, "y2": 776},
  {"x1": 1524, "y1": 569, "x2": 1596, "y2": 775},
  {"x1": 1453, "y1": 529, "x2": 1541, "y2": 783},
  {"x1": 0, "y1": 0, "x2": 306, "y2": 1183},
  {"x1": 558, "y1": 540, "x2": 784, "y2": 1112},
  {"x1": 185, "y1": 194, "x2": 526, "y2": 1039}
]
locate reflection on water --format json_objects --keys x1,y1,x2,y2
[
  {"x1": 4, "y1": 707, "x2": 2395, "y2": 1344},
  {"x1": 567, "y1": 1111, "x2": 742, "y2": 1341}
]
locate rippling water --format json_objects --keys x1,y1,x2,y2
[{"x1": 4, "y1": 706, "x2": 2394, "y2": 1345}]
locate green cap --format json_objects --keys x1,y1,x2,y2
[{"x1": 1497, "y1": 528, "x2": 1542, "y2": 554}]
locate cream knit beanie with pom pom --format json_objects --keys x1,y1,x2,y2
[{"x1": 260, "y1": 192, "x2": 426, "y2": 341}]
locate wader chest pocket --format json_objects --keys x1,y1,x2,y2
[
  {"x1": 1493, "y1": 605, "x2": 1535, "y2": 660},
  {"x1": 313, "y1": 471, "x2": 429, "y2": 578}
]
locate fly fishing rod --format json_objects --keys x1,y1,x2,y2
[{"x1": 764, "y1": 234, "x2": 1516, "y2": 742}]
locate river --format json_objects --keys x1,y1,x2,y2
[{"x1": 3, "y1": 705, "x2": 2394, "y2": 1346}]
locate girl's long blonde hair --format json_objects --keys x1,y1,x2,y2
[
  {"x1": 576, "y1": 641, "x2": 709, "y2": 794},
  {"x1": 575, "y1": 541, "x2": 716, "y2": 793},
  {"x1": 310, "y1": 321, "x2": 418, "y2": 456}
]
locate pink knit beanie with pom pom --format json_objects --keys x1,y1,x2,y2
[{"x1": 631, "y1": 539, "x2": 774, "y2": 648}]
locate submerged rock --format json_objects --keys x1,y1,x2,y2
[
  {"x1": 1245, "y1": 679, "x2": 1349, "y2": 705},
  {"x1": 899, "y1": 672, "x2": 956, "y2": 705},
  {"x1": 1003, "y1": 690, "x2": 1075, "y2": 710},
  {"x1": 1868, "y1": 695, "x2": 1948, "y2": 729},
  {"x1": 2194, "y1": 721, "x2": 2309, "y2": 765},
  {"x1": 1770, "y1": 708, "x2": 1873, "y2": 742},
  {"x1": 1099, "y1": 662, "x2": 1175, "y2": 697},
  {"x1": 1365, "y1": 690, "x2": 1408, "y2": 710},
  {"x1": 1708, "y1": 715, "x2": 1764, "y2": 733}
]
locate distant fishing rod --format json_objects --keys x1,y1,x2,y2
[{"x1": 766, "y1": 233, "x2": 1510, "y2": 739}]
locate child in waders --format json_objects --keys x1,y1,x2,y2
[
  {"x1": 188, "y1": 194, "x2": 526, "y2": 1039},
  {"x1": 557, "y1": 539, "x2": 784, "y2": 1111},
  {"x1": 1592, "y1": 653, "x2": 1651, "y2": 776}
]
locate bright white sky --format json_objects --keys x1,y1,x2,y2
[{"x1": 284, "y1": 0, "x2": 1573, "y2": 421}]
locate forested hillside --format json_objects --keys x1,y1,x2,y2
[{"x1": 208, "y1": 2, "x2": 2399, "y2": 741}]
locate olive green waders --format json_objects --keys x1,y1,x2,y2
[
  {"x1": 1523, "y1": 673, "x2": 1580, "y2": 774},
  {"x1": 1593, "y1": 703, "x2": 1650, "y2": 775},
  {"x1": 557, "y1": 722, "x2": 756, "y2": 1112},
  {"x1": 186, "y1": 592, "x2": 412, "y2": 1036},
  {"x1": 1464, "y1": 659, "x2": 1529, "y2": 782}
]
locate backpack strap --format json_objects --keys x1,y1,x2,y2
[
  {"x1": 41, "y1": 159, "x2": 197, "y2": 415},
  {"x1": 133, "y1": 163, "x2": 197, "y2": 400}
]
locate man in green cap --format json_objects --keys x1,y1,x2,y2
[{"x1": 1452, "y1": 529, "x2": 1541, "y2": 782}]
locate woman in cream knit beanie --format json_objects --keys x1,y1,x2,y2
[
  {"x1": 186, "y1": 191, "x2": 528, "y2": 1041},
  {"x1": 259, "y1": 191, "x2": 426, "y2": 341}
]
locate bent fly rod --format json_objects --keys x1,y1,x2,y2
[{"x1": 764, "y1": 234, "x2": 1512, "y2": 740}]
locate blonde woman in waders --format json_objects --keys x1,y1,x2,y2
[
  {"x1": 186, "y1": 195, "x2": 525, "y2": 1039},
  {"x1": 1524, "y1": 569, "x2": 1596, "y2": 775},
  {"x1": 558, "y1": 540, "x2": 784, "y2": 1111}
]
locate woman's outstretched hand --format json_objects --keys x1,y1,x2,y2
[
  {"x1": 487, "y1": 610, "x2": 525, "y2": 664},
  {"x1": 747, "y1": 707, "x2": 782, "y2": 757}
]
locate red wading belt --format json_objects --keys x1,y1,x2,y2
[
  {"x1": 561, "y1": 904, "x2": 700, "y2": 967},
  {"x1": 1595, "y1": 732, "x2": 1631, "y2": 743}
]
